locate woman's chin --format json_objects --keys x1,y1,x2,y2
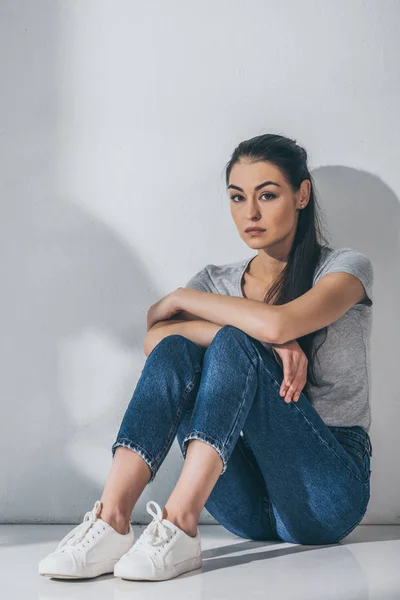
[{"x1": 245, "y1": 238, "x2": 269, "y2": 248}]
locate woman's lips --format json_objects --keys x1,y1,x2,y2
[{"x1": 246, "y1": 229, "x2": 266, "y2": 235}]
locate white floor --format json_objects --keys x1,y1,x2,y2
[{"x1": 1, "y1": 524, "x2": 399, "y2": 599}]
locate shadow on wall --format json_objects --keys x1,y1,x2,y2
[{"x1": 311, "y1": 165, "x2": 400, "y2": 525}]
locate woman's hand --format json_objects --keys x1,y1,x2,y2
[
  {"x1": 146, "y1": 289, "x2": 183, "y2": 332},
  {"x1": 271, "y1": 339, "x2": 308, "y2": 403}
]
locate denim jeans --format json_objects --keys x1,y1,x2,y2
[{"x1": 111, "y1": 325, "x2": 373, "y2": 545}]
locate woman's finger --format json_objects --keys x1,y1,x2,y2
[
  {"x1": 280, "y1": 379, "x2": 293, "y2": 397},
  {"x1": 281, "y1": 356, "x2": 297, "y2": 401},
  {"x1": 287, "y1": 377, "x2": 307, "y2": 403},
  {"x1": 280, "y1": 363, "x2": 294, "y2": 395},
  {"x1": 284, "y1": 368, "x2": 305, "y2": 402},
  {"x1": 276, "y1": 347, "x2": 308, "y2": 403},
  {"x1": 290, "y1": 385, "x2": 301, "y2": 403},
  {"x1": 284, "y1": 380, "x2": 299, "y2": 403}
]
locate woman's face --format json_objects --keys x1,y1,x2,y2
[{"x1": 228, "y1": 159, "x2": 309, "y2": 251}]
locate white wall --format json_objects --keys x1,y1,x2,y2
[{"x1": 1, "y1": 0, "x2": 399, "y2": 524}]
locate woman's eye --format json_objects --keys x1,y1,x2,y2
[{"x1": 230, "y1": 193, "x2": 275, "y2": 202}]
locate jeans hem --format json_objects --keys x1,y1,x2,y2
[
  {"x1": 111, "y1": 438, "x2": 157, "y2": 483},
  {"x1": 181, "y1": 431, "x2": 227, "y2": 475}
]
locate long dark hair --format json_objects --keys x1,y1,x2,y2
[{"x1": 224, "y1": 133, "x2": 331, "y2": 388}]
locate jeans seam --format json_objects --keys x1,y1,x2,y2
[
  {"x1": 331, "y1": 431, "x2": 368, "y2": 460},
  {"x1": 224, "y1": 359, "x2": 256, "y2": 452},
  {"x1": 336, "y1": 430, "x2": 365, "y2": 443},
  {"x1": 154, "y1": 367, "x2": 202, "y2": 465},
  {"x1": 291, "y1": 402, "x2": 369, "y2": 485},
  {"x1": 250, "y1": 344, "x2": 284, "y2": 392},
  {"x1": 338, "y1": 444, "x2": 366, "y2": 460},
  {"x1": 330, "y1": 426, "x2": 370, "y2": 444}
]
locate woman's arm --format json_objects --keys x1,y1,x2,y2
[
  {"x1": 174, "y1": 288, "x2": 281, "y2": 344},
  {"x1": 144, "y1": 319, "x2": 222, "y2": 356},
  {"x1": 168, "y1": 309, "x2": 209, "y2": 322}
]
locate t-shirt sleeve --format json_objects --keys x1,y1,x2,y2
[
  {"x1": 314, "y1": 247, "x2": 373, "y2": 307},
  {"x1": 184, "y1": 265, "x2": 216, "y2": 293}
]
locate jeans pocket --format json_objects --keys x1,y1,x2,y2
[{"x1": 330, "y1": 427, "x2": 371, "y2": 484}]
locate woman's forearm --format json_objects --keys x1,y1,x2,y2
[
  {"x1": 175, "y1": 288, "x2": 281, "y2": 344},
  {"x1": 169, "y1": 309, "x2": 209, "y2": 322},
  {"x1": 143, "y1": 319, "x2": 222, "y2": 356}
]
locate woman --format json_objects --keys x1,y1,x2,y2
[{"x1": 39, "y1": 133, "x2": 373, "y2": 582}]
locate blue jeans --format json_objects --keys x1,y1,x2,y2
[{"x1": 111, "y1": 325, "x2": 372, "y2": 545}]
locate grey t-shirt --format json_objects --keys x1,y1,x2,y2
[{"x1": 185, "y1": 245, "x2": 374, "y2": 432}]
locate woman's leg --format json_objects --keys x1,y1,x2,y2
[
  {"x1": 100, "y1": 335, "x2": 205, "y2": 532},
  {"x1": 100, "y1": 447, "x2": 156, "y2": 534},
  {"x1": 175, "y1": 325, "x2": 372, "y2": 545},
  {"x1": 171, "y1": 408, "x2": 279, "y2": 540},
  {"x1": 101, "y1": 333, "x2": 276, "y2": 541}
]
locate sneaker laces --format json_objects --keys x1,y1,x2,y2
[
  {"x1": 56, "y1": 500, "x2": 103, "y2": 551},
  {"x1": 129, "y1": 501, "x2": 175, "y2": 554}
]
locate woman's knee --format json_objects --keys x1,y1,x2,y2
[
  {"x1": 212, "y1": 324, "x2": 249, "y2": 341},
  {"x1": 209, "y1": 325, "x2": 279, "y2": 375},
  {"x1": 148, "y1": 334, "x2": 204, "y2": 363},
  {"x1": 208, "y1": 325, "x2": 258, "y2": 357},
  {"x1": 151, "y1": 334, "x2": 193, "y2": 351}
]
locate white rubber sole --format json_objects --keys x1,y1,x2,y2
[
  {"x1": 115, "y1": 554, "x2": 202, "y2": 581},
  {"x1": 39, "y1": 559, "x2": 119, "y2": 579}
]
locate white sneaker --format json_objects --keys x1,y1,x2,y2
[
  {"x1": 114, "y1": 500, "x2": 202, "y2": 581},
  {"x1": 38, "y1": 500, "x2": 135, "y2": 579}
]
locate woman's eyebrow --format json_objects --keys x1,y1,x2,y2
[{"x1": 227, "y1": 180, "x2": 282, "y2": 192}]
